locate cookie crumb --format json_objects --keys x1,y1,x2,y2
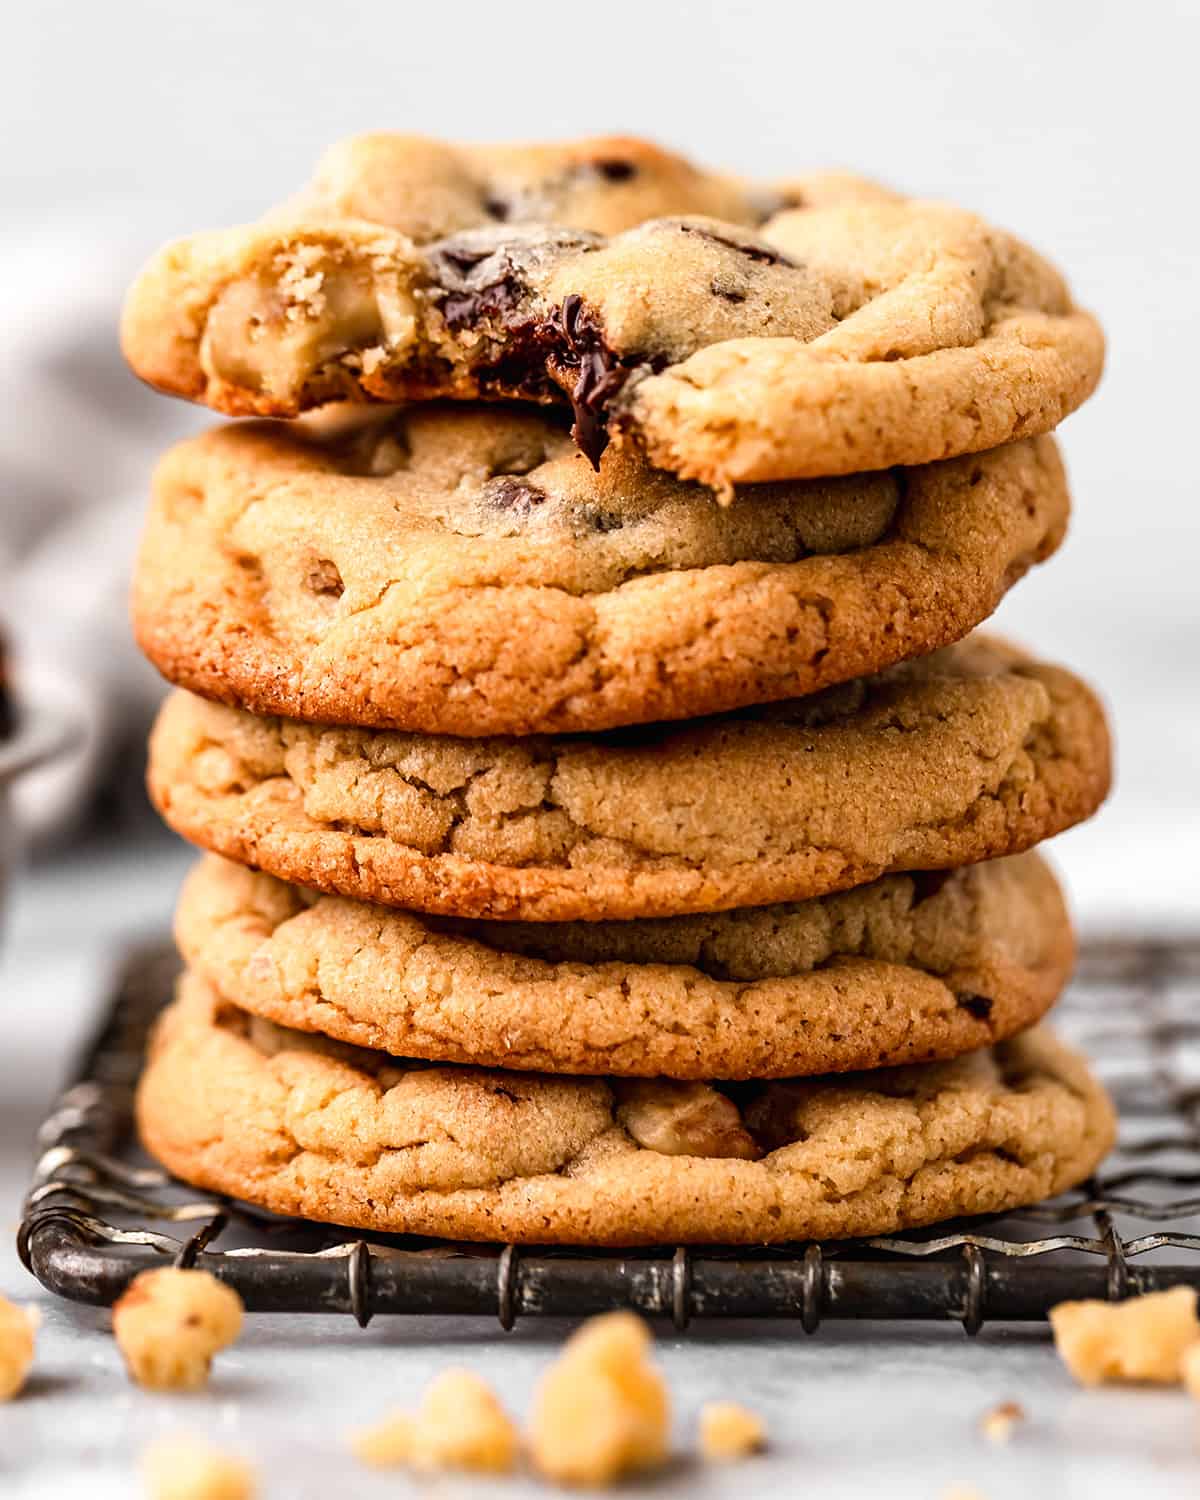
[
  {"x1": 1180, "y1": 1341, "x2": 1200, "y2": 1399},
  {"x1": 351, "y1": 1369, "x2": 517, "y2": 1474},
  {"x1": 350, "y1": 1410, "x2": 415, "y2": 1468},
  {"x1": 113, "y1": 1268, "x2": 244, "y2": 1391},
  {"x1": 699, "y1": 1401, "x2": 766, "y2": 1459},
  {"x1": 142, "y1": 1436, "x2": 255, "y2": 1500},
  {"x1": 528, "y1": 1311, "x2": 670, "y2": 1486},
  {"x1": 1049, "y1": 1286, "x2": 1200, "y2": 1386},
  {"x1": 978, "y1": 1400, "x2": 1024, "y2": 1443},
  {"x1": 0, "y1": 1296, "x2": 38, "y2": 1401}
]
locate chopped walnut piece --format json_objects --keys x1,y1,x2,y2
[
  {"x1": 528, "y1": 1311, "x2": 670, "y2": 1486},
  {"x1": 1049, "y1": 1286, "x2": 1200, "y2": 1386},
  {"x1": 615, "y1": 1080, "x2": 761, "y2": 1159},
  {"x1": 699, "y1": 1401, "x2": 766, "y2": 1459},
  {"x1": 113, "y1": 1267, "x2": 244, "y2": 1391},
  {"x1": 142, "y1": 1436, "x2": 256, "y2": 1500},
  {"x1": 0, "y1": 1296, "x2": 38, "y2": 1401},
  {"x1": 978, "y1": 1400, "x2": 1024, "y2": 1443},
  {"x1": 351, "y1": 1369, "x2": 517, "y2": 1474}
]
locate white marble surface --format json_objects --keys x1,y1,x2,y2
[{"x1": 1, "y1": 837, "x2": 1199, "y2": 1499}]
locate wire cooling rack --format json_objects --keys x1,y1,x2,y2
[{"x1": 17, "y1": 937, "x2": 1200, "y2": 1332}]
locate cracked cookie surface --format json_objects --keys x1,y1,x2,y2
[
  {"x1": 121, "y1": 135, "x2": 1102, "y2": 487},
  {"x1": 137, "y1": 975, "x2": 1115, "y2": 1246},
  {"x1": 177, "y1": 851, "x2": 1072, "y2": 1079},
  {"x1": 134, "y1": 407, "x2": 1069, "y2": 735},
  {"x1": 148, "y1": 636, "x2": 1111, "y2": 922}
]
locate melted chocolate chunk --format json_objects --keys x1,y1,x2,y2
[
  {"x1": 909, "y1": 870, "x2": 955, "y2": 906},
  {"x1": 429, "y1": 235, "x2": 537, "y2": 331},
  {"x1": 679, "y1": 222, "x2": 794, "y2": 268},
  {"x1": 482, "y1": 196, "x2": 511, "y2": 221},
  {"x1": 956, "y1": 993, "x2": 994, "y2": 1021},
  {"x1": 481, "y1": 476, "x2": 549, "y2": 514},
  {"x1": 440, "y1": 278, "x2": 524, "y2": 330},
  {"x1": 556, "y1": 293, "x2": 629, "y2": 469},
  {"x1": 428, "y1": 230, "x2": 635, "y2": 468}
]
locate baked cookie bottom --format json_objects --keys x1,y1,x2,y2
[
  {"x1": 133, "y1": 408, "x2": 1070, "y2": 737},
  {"x1": 138, "y1": 976, "x2": 1115, "y2": 1247},
  {"x1": 148, "y1": 636, "x2": 1112, "y2": 922},
  {"x1": 177, "y1": 851, "x2": 1073, "y2": 1079}
]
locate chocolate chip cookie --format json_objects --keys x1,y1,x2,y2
[
  {"x1": 177, "y1": 851, "x2": 1072, "y2": 1079},
  {"x1": 121, "y1": 137, "x2": 1102, "y2": 487},
  {"x1": 147, "y1": 636, "x2": 1111, "y2": 922},
  {"x1": 133, "y1": 405, "x2": 1069, "y2": 735},
  {"x1": 138, "y1": 974, "x2": 1115, "y2": 1246}
]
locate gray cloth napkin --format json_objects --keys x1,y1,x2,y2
[{"x1": 1, "y1": 228, "x2": 205, "y2": 837}]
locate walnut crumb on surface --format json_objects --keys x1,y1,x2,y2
[
  {"x1": 351, "y1": 1368, "x2": 517, "y2": 1474},
  {"x1": 113, "y1": 1267, "x2": 244, "y2": 1391},
  {"x1": 142, "y1": 1436, "x2": 255, "y2": 1500},
  {"x1": 699, "y1": 1401, "x2": 766, "y2": 1459},
  {"x1": 978, "y1": 1400, "x2": 1024, "y2": 1443},
  {"x1": 528, "y1": 1311, "x2": 670, "y2": 1487},
  {"x1": 1049, "y1": 1286, "x2": 1200, "y2": 1386},
  {"x1": 1179, "y1": 1341, "x2": 1200, "y2": 1399},
  {"x1": 0, "y1": 1296, "x2": 38, "y2": 1401}
]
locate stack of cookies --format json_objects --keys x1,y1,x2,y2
[{"x1": 120, "y1": 135, "x2": 1116, "y2": 1246}]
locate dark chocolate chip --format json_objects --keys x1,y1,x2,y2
[
  {"x1": 956, "y1": 993, "x2": 994, "y2": 1021},
  {"x1": 679, "y1": 222, "x2": 795, "y2": 268},
  {"x1": 909, "y1": 870, "x2": 955, "y2": 906},
  {"x1": 440, "y1": 275, "x2": 524, "y2": 330},
  {"x1": 481, "y1": 476, "x2": 549, "y2": 513},
  {"x1": 482, "y1": 196, "x2": 511, "y2": 221},
  {"x1": 594, "y1": 158, "x2": 637, "y2": 182}
]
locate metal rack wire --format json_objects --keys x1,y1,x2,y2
[{"x1": 17, "y1": 936, "x2": 1200, "y2": 1332}]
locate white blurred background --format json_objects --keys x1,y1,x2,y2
[{"x1": 2, "y1": 0, "x2": 1198, "y2": 926}]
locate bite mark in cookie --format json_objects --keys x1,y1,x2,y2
[{"x1": 123, "y1": 167, "x2": 1103, "y2": 483}]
